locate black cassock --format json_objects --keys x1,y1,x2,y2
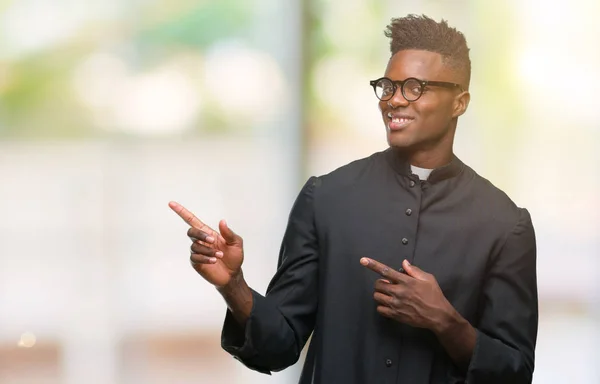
[{"x1": 221, "y1": 147, "x2": 538, "y2": 384}]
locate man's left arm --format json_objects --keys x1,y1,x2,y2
[{"x1": 458, "y1": 208, "x2": 539, "y2": 383}]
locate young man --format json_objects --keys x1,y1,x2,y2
[{"x1": 170, "y1": 15, "x2": 538, "y2": 384}]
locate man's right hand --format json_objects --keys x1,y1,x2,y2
[{"x1": 169, "y1": 201, "x2": 244, "y2": 288}]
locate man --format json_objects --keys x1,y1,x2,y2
[{"x1": 169, "y1": 14, "x2": 538, "y2": 384}]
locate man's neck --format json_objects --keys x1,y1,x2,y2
[
  {"x1": 404, "y1": 149, "x2": 454, "y2": 169},
  {"x1": 386, "y1": 145, "x2": 462, "y2": 183},
  {"x1": 403, "y1": 122, "x2": 456, "y2": 169}
]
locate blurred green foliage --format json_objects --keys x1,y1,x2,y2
[{"x1": 0, "y1": 0, "x2": 254, "y2": 139}]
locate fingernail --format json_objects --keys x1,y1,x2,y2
[
  {"x1": 405, "y1": 259, "x2": 411, "y2": 266},
  {"x1": 360, "y1": 258, "x2": 369, "y2": 266},
  {"x1": 210, "y1": 257, "x2": 217, "y2": 263},
  {"x1": 206, "y1": 236, "x2": 215, "y2": 243},
  {"x1": 215, "y1": 251, "x2": 224, "y2": 258}
]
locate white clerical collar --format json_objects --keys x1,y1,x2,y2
[{"x1": 410, "y1": 165, "x2": 434, "y2": 181}]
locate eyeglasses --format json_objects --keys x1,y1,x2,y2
[{"x1": 369, "y1": 77, "x2": 463, "y2": 102}]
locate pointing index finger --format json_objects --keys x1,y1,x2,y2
[
  {"x1": 168, "y1": 201, "x2": 206, "y2": 229},
  {"x1": 360, "y1": 257, "x2": 405, "y2": 283}
]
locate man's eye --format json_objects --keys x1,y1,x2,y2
[{"x1": 410, "y1": 86, "x2": 422, "y2": 94}]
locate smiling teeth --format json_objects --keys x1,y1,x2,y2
[{"x1": 387, "y1": 112, "x2": 412, "y2": 123}]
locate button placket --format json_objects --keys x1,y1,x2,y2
[{"x1": 403, "y1": 175, "x2": 421, "y2": 267}]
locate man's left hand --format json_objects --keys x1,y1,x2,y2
[{"x1": 360, "y1": 257, "x2": 453, "y2": 332}]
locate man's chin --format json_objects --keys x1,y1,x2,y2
[{"x1": 386, "y1": 133, "x2": 414, "y2": 149}]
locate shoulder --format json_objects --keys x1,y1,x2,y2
[
  {"x1": 461, "y1": 164, "x2": 532, "y2": 229},
  {"x1": 310, "y1": 149, "x2": 389, "y2": 195}
]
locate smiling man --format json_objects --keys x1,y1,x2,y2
[{"x1": 170, "y1": 15, "x2": 538, "y2": 384}]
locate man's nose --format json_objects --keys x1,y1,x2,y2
[{"x1": 388, "y1": 87, "x2": 410, "y2": 108}]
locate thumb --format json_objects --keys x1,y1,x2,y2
[
  {"x1": 219, "y1": 219, "x2": 240, "y2": 245},
  {"x1": 403, "y1": 259, "x2": 429, "y2": 281}
]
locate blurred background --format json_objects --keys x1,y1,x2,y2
[{"x1": 0, "y1": 0, "x2": 598, "y2": 382}]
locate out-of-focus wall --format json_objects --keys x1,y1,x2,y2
[
  {"x1": 0, "y1": 139, "x2": 301, "y2": 383},
  {"x1": 0, "y1": 0, "x2": 303, "y2": 383},
  {"x1": 0, "y1": 0, "x2": 598, "y2": 383}
]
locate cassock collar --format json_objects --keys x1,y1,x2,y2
[{"x1": 384, "y1": 146, "x2": 465, "y2": 184}]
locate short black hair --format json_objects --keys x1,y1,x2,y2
[{"x1": 385, "y1": 14, "x2": 471, "y2": 88}]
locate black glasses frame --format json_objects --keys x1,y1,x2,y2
[{"x1": 369, "y1": 77, "x2": 464, "y2": 102}]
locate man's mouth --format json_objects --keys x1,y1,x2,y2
[{"x1": 387, "y1": 112, "x2": 414, "y2": 130}]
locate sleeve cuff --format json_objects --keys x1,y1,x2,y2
[
  {"x1": 465, "y1": 328, "x2": 483, "y2": 378},
  {"x1": 466, "y1": 329, "x2": 532, "y2": 384},
  {"x1": 220, "y1": 289, "x2": 272, "y2": 375}
]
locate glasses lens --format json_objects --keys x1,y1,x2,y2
[
  {"x1": 375, "y1": 78, "x2": 394, "y2": 100},
  {"x1": 402, "y1": 78, "x2": 423, "y2": 101}
]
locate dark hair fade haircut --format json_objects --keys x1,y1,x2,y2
[{"x1": 384, "y1": 14, "x2": 471, "y2": 89}]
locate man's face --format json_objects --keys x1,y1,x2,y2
[{"x1": 379, "y1": 49, "x2": 468, "y2": 151}]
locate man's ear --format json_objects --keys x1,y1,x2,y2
[{"x1": 452, "y1": 91, "x2": 470, "y2": 118}]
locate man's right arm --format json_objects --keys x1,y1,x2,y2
[
  {"x1": 220, "y1": 176, "x2": 321, "y2": 374},
  {"x1": 217, "y1": 271, "x2": 253, "y2": 326}
]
